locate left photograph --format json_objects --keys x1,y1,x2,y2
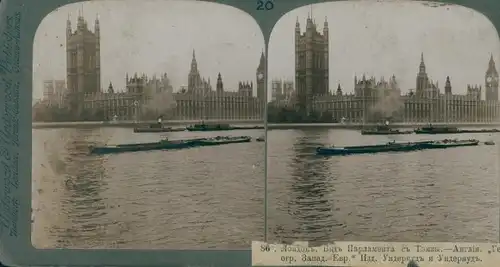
[{"x1": 31, "y1": 0, "x2": 266, "y2": 249}]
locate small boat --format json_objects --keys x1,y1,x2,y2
[
  {"x1": 133, "y1": 117, "x2": 185, "y2": 133},
  {"x1": 361, "y1": 125, "x2": 413, "y2": 135},
  {"x1": 316, "y1": 141, "x2": 421, "y2": 156},
  {"x1": 89, "y1": 136, "x2": 251, "y2": 155},
  {"x1": 133, "y1": 125, "x2": 185, "y2": 133},
  {"x1": 256, "y1": 136, "x2": 265, "y2": 142},
  {"x1": 484, "y1": 140, "x2": 496, "y2": 145},
  {"x1": 414, "y1": 124, "x2": 459, "y2": 134},
  {"x1": 419, "y1": 139, "x2": 480, "y2": 149}
]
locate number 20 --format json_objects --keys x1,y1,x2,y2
[{"x1": 257, "y1": 0, "x2": 274, "y2": 10}]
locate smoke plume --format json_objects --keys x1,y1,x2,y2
[{"x1": 369, "y1": 89, "x2": 403, "y2": 119}]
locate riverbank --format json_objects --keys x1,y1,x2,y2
[
  {"x1": 267, "y1": 122, "x2": 500, "y2": 130},
  {"x1": 32, "y1": 121, "x2": 500, "y2": 130},
  {"x1": 32, "y1": 119, "x2": 263, "y2": 129}
]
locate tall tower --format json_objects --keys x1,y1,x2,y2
[
  {"x1": 256, "y1": 51, "x2": 266, "y2": 103},
  {"x1": 415, "y1": 52, "x2": 429, "y2": 97},
  {"x1": 188, "y1": 49, "x2": 202, "y2": 92},
  {"x1": 295, "y1": 15, "x2": 329, "y2": 115},
  {"x1": 444, "y1": 76, "x2": 452, "y2": 95},
  {"x1": 66, "y1": 12, "x2": 101, "y2": 118},
  {"x1": 485, "y1": 54, "x2": 499, "y2": 101},
  {"x1": 216, "y1": 72, "x2": 224, "y2": 93}
]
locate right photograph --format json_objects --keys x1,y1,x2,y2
[{"x1": 267, "y1": 1, "x2": 500, "y2": 244}]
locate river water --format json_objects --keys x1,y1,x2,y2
[
  {"x1": 31, "y1": 127, "x2": 265, "y2": 249},
  {"x1": 267, "y1": 128, "x2": 500, "y2": 245},
  {"x1": 32, "y1": 126, "x2": 500, "y2": 249}
]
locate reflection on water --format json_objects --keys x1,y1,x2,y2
[
  {"x1": 268, "y1": 128, "x2": 499, "y2": 244},
  {"x1": 32, "y1": 127, "x2": 265, "y2": 249}
]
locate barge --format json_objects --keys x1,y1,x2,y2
[
  {"x1": 414, "y1": 124, "x2": 499, "y2": 134},
  {"x1": 316, "y1": 139, "x2": 479, "y2": 156},
  {"x1": 133, "y1": 125, "x2": 185, "y2": 133},
  {"x1": 186, "y1": 122, "x2": 264, "y2": 132},
  {"x1": 90, "y1": 136, "x2": 252, "y2": 155}
]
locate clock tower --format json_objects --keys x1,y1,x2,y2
[
  {"x1": 256, "y1": 51, "x2": 266, "y2": 104},
  {"x1": 485, "y1": 54, "x2": 499, "y2": 101}
]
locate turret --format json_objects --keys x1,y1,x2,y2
[{"x1": 66, "y1": 15, "x2": 72, "y2": 39}]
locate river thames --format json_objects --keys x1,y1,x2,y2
[
  {"x1": 32, "y1": 127, "x2": 265, "y2": 249},
  {"x1": 267, "y1": 127, "x2": 500, "y2": 245},
  {"x1": 32, "y1": 126, "x2": 500, "y2": 249}
]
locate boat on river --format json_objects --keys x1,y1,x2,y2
[
  {"x1": 133, "y1": 124, "x2": 185, "y2": 133},
  {"x1": 256, "y1": 136, "x2": 265, "y2": 142},
  {"x1": 186, "y1": 122, "x2": 264, "y2": 132},
  {"x1": 316, "y1": 141, "x2": 424, "y2": 156},
  {"x1": 414, "y1": 124, "x2": 500, "y2": 134},
  {"x1": 316, "y1": 139, "x2": 478, "y2": 156},
  {"x1": 419, "y1": 139, "x2": 480, "y2": 149},
  {"x1": 133, "y1": 117, "x2": 186, "y2": 133},
  {"x1": 361, "y1": 125, "x2": 413, "y2": 135},
  {"x1": 196, "y1": 135, "x2": 252, "y2": 146},
  {"x1": 89, "y1": 136, "x2": 252, "y2": 155}
]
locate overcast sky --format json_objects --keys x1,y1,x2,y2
[
  {"x1": 33, "y1": 0, "x2": 264, "y2": 100},
  {"x1": 268, "y1": 1, "x2": 500, "y2": 98}
]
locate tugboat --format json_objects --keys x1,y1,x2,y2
[
  {"x1": 414, "y1": 124, "x2": 459, "y2": 134},
  {"x1": 256, "y1": 136, "x2": 265, "y2": 142},
  {"x1": 361, "y1": 121, "x2": 413, "y2": 135},
  {"x1": 133, "y1": 116, "x2": 185, "y2": 133}
]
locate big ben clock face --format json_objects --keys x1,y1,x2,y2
[
  {"x1": 487, "y1": 77, "x2": 492, "y2": 83},
  {"x1": 257, "y1": 72, "x2": 264, "y2": 81}
]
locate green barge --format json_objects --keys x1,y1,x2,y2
[
  {"x1": 316, "y1": 139, "x2": 479, "y2": 156},
  {"x1": 90, "y1": 136, "x2": 252, "y2": 155}
]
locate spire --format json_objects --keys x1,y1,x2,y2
[
  {"x1": 216, "y1": 72, "x2": 223, "y2": 92},
  {"x1": 190, "y1": 49, "x2": 198, "y2": 71},
  {"x1": 258, "y1": 50, "x2": 266, "y2": 70},
  {"x1": 419, "y1": 52, "x2": 426, "y2": 73},
  {"x1": 108, "y1": 82, "x2": 114, "y2": 93},
  {"x1": 94, "y1": 13, "x2": 100, "y2": 36},
  {"x1": 489, "y1": 53, "x2": 496, "y2": 69},
  {"x1": 66, "y1": 14, "x2": 72, "y2": 36}
]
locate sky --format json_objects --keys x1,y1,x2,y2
[
  {"x1": 32, "y1": 0, "x2": 264, "y2": 100},
  {"x1": 268, "y1": 1, "x2": 500, "y2": 98}
]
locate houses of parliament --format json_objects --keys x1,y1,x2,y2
[
  {"x1": 33, "y1": 14, "x2": 265, "y2": 122},
  {"x1": 273, "y1": 15, "x2": 500, "y2": 123}
]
